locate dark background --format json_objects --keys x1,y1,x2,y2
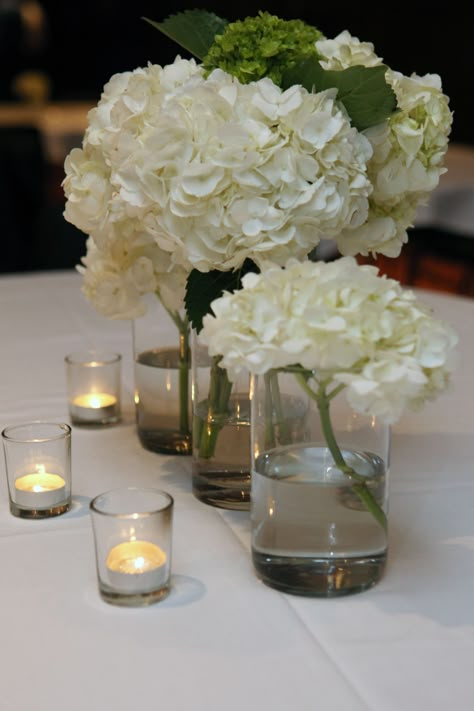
[{"x1": 4, "y1": 1, "x2": 470, "y2": 143}]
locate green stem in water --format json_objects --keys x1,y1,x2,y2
[
  {"x1": 178, "y1": 326, "x2": 190, "y2": 435},
  {"x1": 198, "y1": 356, "x2": 232, "y2": 459},
  {"x1": 294, "y1": 372, "x2": 387, "y2": 533},
  {"x1": 160, "y1": 299, "x2": 191, "y2": 437}
]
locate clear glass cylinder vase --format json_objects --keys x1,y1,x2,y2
[
  {"x1": 132, "y1": 294, "x2": 191, "y2": 456},
  {"x1": 250, "y1": 369, "x2": 390, "y2": 597},
  {"x1": 191, "y1": 331, "x2": 251, "y2": 510}
]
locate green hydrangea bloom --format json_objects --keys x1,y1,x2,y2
[{"x1": 202, "y1": 11, "x2": 322, "y2": 86}]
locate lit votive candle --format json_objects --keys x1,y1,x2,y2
[
  {"x1": 15, "y1": 466, "x2": 66, "y2": 509},
  {"x1": 106, "y1": 540, "x2": 167, "y2": 593},
  {"x1": 70, "y1": 392, "x2": 118, "y2": 424}
]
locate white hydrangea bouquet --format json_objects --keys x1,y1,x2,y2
[
  {"x1": 62, "y1": 10, "x2": 453, "y2": 460},
  {"x1": 199, "y1": 257, "x2": 458, "y2": 527}
]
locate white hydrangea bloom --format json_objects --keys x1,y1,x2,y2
[
  {"x1": 315, "y1": 31, "x2": 452, "y2": 257},
  {"x1": 316, "y1": 30, "x2": 383, "y2": 70},
  {"x1": 78, "y1": 233, "x2": 189, "y2": 320},
  {"x1": 63, "y1": 147, "x2": 113, "y2": 242},
  {"x1": 63, "y1": 38, "x2": 452, "y2": 292},
  {"x1": 64, "y1": 59, "x2": 373, "y2": 273},
  {"x1": 200, "y1": 257, "x2": 457, "y2": 423}
]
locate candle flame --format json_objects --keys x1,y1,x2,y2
[
  {"x1": 15, "y1": 472, "x2": 65, "y2": 493},
  {"x1": 89, "y1": 394, "x2": 102, "y2": 408},
  {"x1": 106, "y1": 540, "x2": 166, "y2": 574},
  {"x1": 72, "y1": 393, "x2": 117, "y2": 409},
  {"x1": 134, "y1": 557, "x2": 145, "y2": 571}
]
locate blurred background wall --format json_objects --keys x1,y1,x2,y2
[
  {"x1": 41, "y1": 1, "x2": 473, "y2": 142},
  {"x1": 1, "y1": 0, "x2": 473, "y2": 292}
]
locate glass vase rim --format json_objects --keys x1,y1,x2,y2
[
  {"x1": 64, "y1": 350, "x2": 121, "y2": 366},
  {"x1": 89, "y1": 487, "x2": 174, "y2": 518},
  {"x1": 1, "y1": 421, "x2": 71, "y2": 443}
]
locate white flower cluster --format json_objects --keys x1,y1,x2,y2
[
  {"x1": 63, "y1": 59, "x2": 200, "y2": 319},
  {"x1": 316, "y1": 31, "x2": 383, "y2": 71},
  {"x1": 200, "y1": 257, "x2": 457, "y2": 423},
  {"x1": 63, "y1": 28, "x2": 452, "y2": 324},
  {"x1": 64, "y1": 57, "x2": 373, "y2": 277},
  {"x1": 78, "y1": 235, "x2": 188, "y2": 319},
  {"x1": 316, "y1": 32, "x2": 452, "y2": 258}
]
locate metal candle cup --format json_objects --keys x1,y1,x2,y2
[
  {"x1": 14, "y1": 470, "x2": 66, "y2": 508},
  {"x1": 70, "y1": 392, "x2": 118, "y2": 424},
  {"x1": 105, "y1": 540, "x2": 168, "y2": 593}
]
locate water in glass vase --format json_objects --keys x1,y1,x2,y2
[
  {"x1": 252, "y1": 443, "x2": 388, "y2": 597},
  {"x1": 135, "y1": 348, "x2": 191, "y2": 455},
  {"x1": 192, "y1": 394, "x2": 251, "y2": 510}
]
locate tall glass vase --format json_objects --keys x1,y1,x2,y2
[
  {"x1": 191, "y1": 331, "x2": 251, "y2": 510},
  {"x1": 250, "y1": 368, "x2": 390, "y2": 597},
  {"x1": 133, "y1": 294, "x2": 191, "y2": 456}
]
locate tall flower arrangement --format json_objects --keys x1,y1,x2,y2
[{"x1": 63, "y1": 10, "x2": 452, "y2": 462}]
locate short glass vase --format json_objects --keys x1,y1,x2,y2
[
  {"x1": 250, "y1": 369, "x2": 390, "y2": 597},
  {"x1": 133, "y1": 294, "x2": 191, "y2": 456},
  {"x1": 191, "y1": 332, "x2": 251, "y2": 510}
]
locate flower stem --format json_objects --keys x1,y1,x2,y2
[
  {"x1": 178, "y1": 326, "x2": 190, "y2": 435},
  {"x1": 197, "y1": 356, "x2": 232, "y2": 459},
  {"x1": 160, "y1": 301, "x2": 191, "y2": 438},
  {"x1": 294, "y1": 372, "x2": 387, "y2": 533}
]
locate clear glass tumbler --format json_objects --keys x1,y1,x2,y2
[
  {"x1": 65, "y1": 350, "x2": 121, "y2": 426},
  {"x1": 2, "y1": 421, "x2": 72, "y2": 518},
  {"x1": 90, "y1": 487, "x2": 174, "y2": 607}
]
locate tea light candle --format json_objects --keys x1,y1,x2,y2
[
  {"x1": 14, "y1": 466, "x2": 66, "y2": 508},
  {"x1": 70, "y1": 392, "x2": 118, "y2": 423},
  {"x1": 106, "y1": 540, "x2": 167, "y2": 593}
]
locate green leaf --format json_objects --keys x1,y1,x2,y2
[
  {"x1": 282, "y1": 57, "x2": 397, "y2": 131},
  {"x1": 185, "y1": 259, "x2": 259, "y2": 333},
  {"x1": 143, "y1": 11, "x2": 228, "y2": 61}
]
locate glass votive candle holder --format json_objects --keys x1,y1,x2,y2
[
  {"x1": 2, "y1": 422, "x2": 72, "y2": 519},
  {"x1": 90, "y1": 487, "x2": 174, "y2": 607},
  {"x1": 65, "y1": 351, "x2": 121, "y2": 426}
]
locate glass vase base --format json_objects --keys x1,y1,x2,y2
[
  {"x1": 9, "y1": 501, "x2": 71, "y2": 519},
  {"x1": 138, "y1": 428, "x2": 191, "y2": 456},
  {"x1": 252, "y1": 550, "x2": 386, "y2": 597},
  {"x1": 192, "y1": 470, "x2": 251, "y2": 510},
  {"x1": 99, "y1": 583, "x2": 170, "y2": 607}
]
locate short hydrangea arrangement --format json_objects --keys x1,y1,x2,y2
[
  {"x1": 199, "y1": 256, "x2": 458, "y2": 527},
  {"x1": 200, "y1": 256, "x2": 458, "y2": 424}
]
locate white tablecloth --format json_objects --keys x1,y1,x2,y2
[{"x1": 0, "y1": 270, "x2": 473, "y2": 711}]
